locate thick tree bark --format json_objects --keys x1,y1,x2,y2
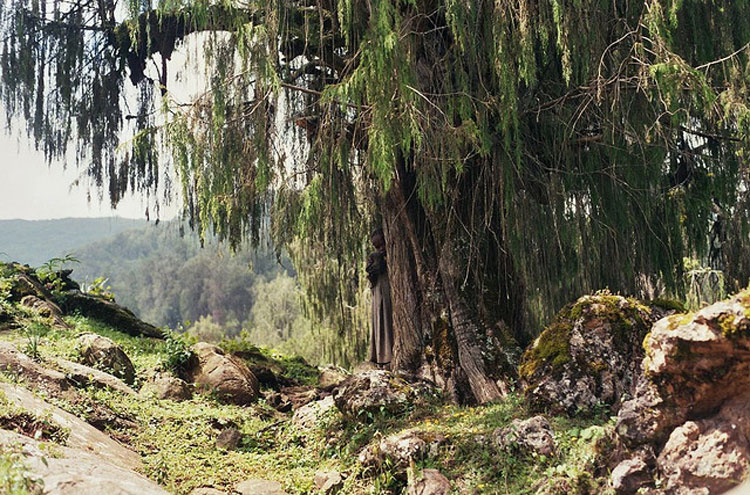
[{"x1": 382, "y1": 160, "x2": 516, "y2": 404}]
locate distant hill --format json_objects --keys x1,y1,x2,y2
[{"x1": 0, "y1": 217, "x2": 148, "y2": 266}]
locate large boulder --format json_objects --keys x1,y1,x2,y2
[
  {"x1": 187, "y1": 342, "x2": 259, "y2": 405},
  {"x1": 0, "y1": 429, "x2": 167, "y2": 495},
  {"x1": 520, "y1": 292, "x2": 658, "y2": 416},
  {"x1": 612, "y1": 290, "x2": 750, "y2": 494},
  {"x1": 61, "y1": 290, "x2": 162, "y2": 338},
  {"x1": 77, "y1": 333, "x2": 136, "y2": 385},
  {"x1": 334, "y1": 370, "x2": 437, "y2": 417}
]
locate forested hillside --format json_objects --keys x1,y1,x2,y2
[
  {"x1": 0, "y1": 218, "x2": 147, "y2": 266},
  {"x1": 72, "y1": 223, "x2": 368, "y2": 367}
]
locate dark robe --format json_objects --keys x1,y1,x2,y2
[{"x1": 366, "y1": 250, "x2": 393, "y2": 365}]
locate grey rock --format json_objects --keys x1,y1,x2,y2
[
  {"x1": 216, "y1": 427, "x2": 242, "y2": 450},
  {"x1": 140, "y1": 373, "x2": 192, "y2": 401},
  {"x1": 520, "y1": 293, "x2": 655, "y2": 416},
  {"x1": 334, "y1": 370, "x2": 436, "y2": 417},
  {"x1": 234, "y1": 479, "x2": 287, "y2": 495},
  {"x1": 314, "y1": 470, "x2": 343, "y2": 493},
  {"x1": 0, "y1": 429, "x2": 167, "y2": 495},
  {"x1": 407, "y1": 469, "x2": 451, "y2": 495},
  {"x1": 188, "y1": 343, "x2": 259, "y2": 405},
  {"x1": 610, "y1": 450, "x2": 653, "y2": 494},
  {"x1": 318, "y1": 365, "x2": 348, "y2": 390},
  {"x1": 292, "y1": 396, "x2": 337, "y2": 430},
  {"x1": 189, "y1": 489, "x2": 226, "y2": 495},
  {"x1": 0, "y1": 383, "x2": 142, "y2": 470},
  {"x1": 54, "y1": 357, "x2": 136, "y2": 395},
  {"x1": 77, "y1": 333, "x2": 136, "y2": 385},
  {"x1": 494, "y1": 415, "x2": 556, "y2": 456}
]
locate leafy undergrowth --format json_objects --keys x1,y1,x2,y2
[{"x1": 0, "y1": 304, "x2": 614, "y2": 495}]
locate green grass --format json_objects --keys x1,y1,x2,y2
[{"x1": 0, "y1": 300, "x2": 615, "y2": 495}]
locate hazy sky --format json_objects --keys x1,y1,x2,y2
[{"x1": 0, "y1": 132, "x2": 173, "y2": 220}]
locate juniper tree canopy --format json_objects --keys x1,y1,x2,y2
[{"x1": 3, "y1": 0, "x2": 750, "y2": 402}]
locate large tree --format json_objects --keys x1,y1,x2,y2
[{"x1": 2, "y1": 0, "x2": 750, "y2": 402}]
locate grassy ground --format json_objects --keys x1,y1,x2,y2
[{"x1": 0, "y1": 306, "x2": 614, "y2": 495}]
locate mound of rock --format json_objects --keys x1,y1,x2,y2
[
  {"x1": 520, "y1": 292, "x2": 659, "y2": 416},
  {"x1": 187, "y1": 342, "x2": 260, "y2": 405},
  {"x1": 493, "y1": 416, "x2": 556, "y2": 457},
  {"x1": 612, "y1": 290, "x2": 750, "y2": 494},
  {"x1": 334, "y1": 370, "x2": 437, "y2": 417},
  {"x1": 77, "y1": 333, "x2": 136, "y2": 385},
  {"x1": 359, "y1": 428, "x2": 445, "y2": 471}
]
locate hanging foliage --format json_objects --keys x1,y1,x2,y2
[{"x1": 2, "y1": 0, "x2": 750, "y2": 401}]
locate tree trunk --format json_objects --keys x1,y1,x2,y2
[{"x1": 382, "y1": 161, "x2": 518, "y2": 404}]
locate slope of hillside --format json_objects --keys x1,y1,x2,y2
[{"x1": 0, "y1": 217, "x2": 148, "y2": 266}]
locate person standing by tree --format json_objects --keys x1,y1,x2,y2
[{"x1": 366, "y1": 228, "x2": 393, "y2": 369}]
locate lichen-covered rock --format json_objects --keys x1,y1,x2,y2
[
  {"x1": 359, "y1": 429, "x2": 444, "y2": 471},
  {"x1": 77, "y1": 333, "x2": 136, "y2": 385},
  {"x1": 520, "y1": 291, "x2": 656, "y2": 416},
  {"x1": 318, "y1": 365, "x2": 349, "y2": 390},
  {"x1": 655, "y1": 392, "x2": 750, "y2": 495},
  {"x1": 292, "y1": 396, "x2": 337, "y2": 430},
  {"x1": 618, "y1": 290, "x2": 750, "y2": 447},
  {"x1": 610, "y1": 449, "x2": 654, "y2": 494},
  {"x1": 140, "y1": 372, "x2": 192, "y2": 401},
  {"x1": 493, "y1": 416, "x2": 556, "y2": 457},
  {"x1": 187, "y1": 342, "x2": 259, "y2": 405},
  {"x1": 334, "y1": 370, "x2": 436, "y2": 417},
  {"x1": 611, "y1": 291, "x2": 750, "y2": 495},
  {"x1": 407, "y1": 469, "x2": 451, "y2": 495}
]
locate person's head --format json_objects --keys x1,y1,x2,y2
[{"x1": 371, "y1": 228, "x2": 385, "y2": 250}]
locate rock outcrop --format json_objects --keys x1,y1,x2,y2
[
  {"x1": 520, "y1": 292, "x2": 659, "y2": 416},
  {"x1": 0, "y1": 429, "x2": 167, "y2": 495},
  {"x1": 62, "y1": 290, "x2": 163, "y2": 338},
  {"x1": 187, "y1": 342, "x2": 260, "y2": 405},
  {"x1": 612, "y1": 290, "x2": 750, "y2": 494},
  {"x1": 0, "y1": 383, "x2": 143, "y2": 470},
  {"x1": 20, "y1": 294, "x2": 70, "y2": 328},
  {"x1": 77, "y1": 333, "x2": 137, "y2": 385},
  {"x1": 334, "y1": 370, "x2": 436, "y2": 417},
  {"x1": 0, "y1": 341, "x2": 72, "y2": 395}
]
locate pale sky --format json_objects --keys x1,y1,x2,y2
[{"x1": 0, "y1": 132, "x2": 178, "y2": 220}]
